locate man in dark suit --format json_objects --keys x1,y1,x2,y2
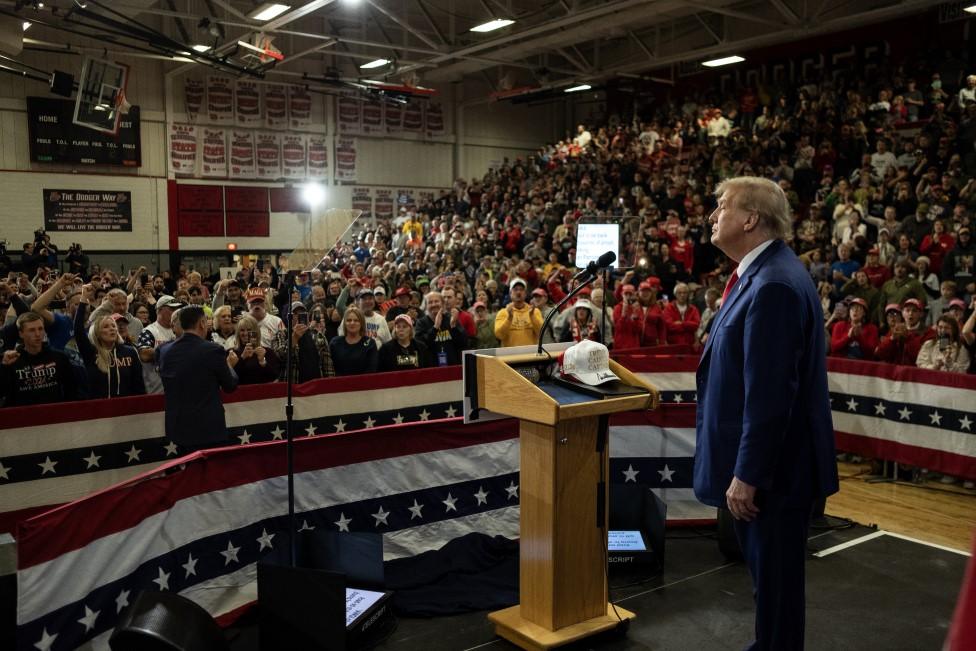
[
  {"x1": 694, "y1": 177, "x2": 838, "y2": 650},
  {"x1": 158, "y1": 305, "x2": 239, "y2": 451}
]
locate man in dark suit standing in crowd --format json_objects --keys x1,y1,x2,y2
[
  {"x1": 158, "y1": 305, "x2": 239, "y2": 451},
  {"x1": 694, "y1": 177, "x2": 838, "y2": 650}
]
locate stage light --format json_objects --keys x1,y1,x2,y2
[
  {"x1": 966, "y1": 4, "x2": 976, "y2": 13},
  {"x1": 192, "y1": 44, "x2": 212, "y2": 52},
  {"x1": 564, "y1": 84, "x2": 591, "y2": 93},
  {"x1": 360, "y1": 58, "x2": 389, "y2": 69},
  {"x1": 22, "y1": 21, "x2": 30, "y2": 30},
  {"x1": 249, "y1": 3, "x2": 290, "y2": 22},
  {"x1": 302, "y1": 183, "x2": 325, "y2": 207},
  {"x1": 702, "y1": 55, "x2": 745, "y2": 67},
  {"x1": 470, "y1": 19, "x2": 514, "y2": 33},
  {"x1": 227, "y1": 242, "x2": 237, "y2": 251}
]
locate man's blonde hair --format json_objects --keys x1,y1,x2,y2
[{"x1": 715, "y1": 176, "x2": 792, "y2": 240}]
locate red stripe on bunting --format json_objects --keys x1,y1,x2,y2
[
  {"x1": 835, "y1": 431, "x2": 976, "y2": 480},
  {"x1": 612, "y1": 354, "x2": 700, "y2": 374},
  {"x1": 827, "y1": 358, "x2": 976, "y2": 390},
  {"x1": 16, "y1": 418, "x2": 519, "y2": 569}
]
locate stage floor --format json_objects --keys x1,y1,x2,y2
[{"x1": 226, "y1": 519, "x2": 968, "y2": 650}]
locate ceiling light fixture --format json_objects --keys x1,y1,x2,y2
[
  {"x1": 564, "y1": 84, "x2": 591, "y2": 93},
  {"x1": 965, "y1": 3, "x2": 976, "y2": 12},
  {"x1": 702, "y1": 55, "x2": 745, "y2": 67},
  {"x1": 192, "y1": 44, "x2": 212, "y2": 52},
  {"x1": 248, "y1": 3, "x2": 290, "y2": 22},
  {"x1": 360, "y1": 58, "x2": 390, "y2": 69},
  {"x1": 22, "y1": 21, "x2": 30, "y2": 31},
  {"x1": 470, "y1": 19, "x2": 514, "y2": 33}
]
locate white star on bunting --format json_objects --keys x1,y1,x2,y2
[
  {"x1": 182, "y1": 554, "x2": 198, "y2": 578},
  {"x1": 408, "y1": 499, "x2": 424, "y2": 520},
  {"x1": 898, "y1": 406, "x2": 912, "y2": 421},
  {"x1": 363, "y1": 416, "x2": 376, "y2": 429},
  {"x1": 846, "y1": 397, "x2": 859, "y2": 412},
  {"x1": 299, "y1": 520, "x2": 316, "y2": 532},
  {"x1": 257, "y1": 528, "x2": 275, "y2": 551},
  {"x1": 238, "y1": 430, "x2": 252, "y2": 445},
  {"x1": 505, "y1": 481, "x2": 519, "y2": 500},
  {"x1": 874, "y1": 402, "x2": 886, "y2": 416},
  {"x1": 270, "y1": 425, "x2": 285, "y2": 440},
  {"x1": 672, "y1": 393, "x2": 683, "y2": 403},
  {"x1": 372, "y1": 506, "x2": 390, "y2": 527},
  {"x1": 164, "y1": 442, "x2": 179, "y2": 456},
  {"x1": 305, "y1": 423, "x2": 318, "y2": 437},
  {"x1": 473, "y1": 486, "x2": 489, "y2": 505},
  {"x1": 0, "y1": 461, "x2": 9, "y2": 480},
  {"x1": 77, "y1": 605, "x2": 99, "y2": 633},
  {"x1": 392, "y1": 413, "x2": 405, "y2": 424},
  {"x1": 335, "y1": 512, "x2": 352, "y2": 532},
  {"x1": 34, "y1": 627, "x2": 57, "y2": 651},
  {"x1": 445, "y1": 405, "x2": 457, "y2": 418},
  {"x1": 622, "y1": 464, "x2": 639, "y2": 482},
  {"x1": 115, "y1": 590, "x2": 130, "y2": 613},
  {"x1": 220, "y1": 540, "x2": 241, "y2": 565},
  {"x1": 152, "y1": 566, "x2": 170, "y2": 590},
  {"x1": 419, "y1": 408, "x2": 430, "y2": 421},
  {"x1": 442, "y1": 492, "x2": 458, "y2": 512},
  {"x1": 929, "y1": 411, "x2": 943, "y2": 426},
  {"x1": 658, "y1": 464, "x2": 675, "y2": 482},
  {"x1": 334, "y1": 419, "x2": 346, "y2": 433},
  {"x1": 83, "y1": 450, "x2": 101, "y2": 469},
  {"x1": 38, "y1": 456, "x2": 57, "y2": 475},
  {"x1": 961, "y1": 415, "x2": 973, "y2": 431},
  {"x1": 125, "y1": 445, "x2": 141, "y2": 463}
]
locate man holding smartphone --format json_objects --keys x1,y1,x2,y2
[{"x1": 271, "y1": 302, "x2": 335, "y2": 382}]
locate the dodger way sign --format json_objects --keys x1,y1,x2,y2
[
  {"x1": 27, "y1": 97, "x2": 142, "y2": 167},
  {"x1": 43, "y1": 189, "x2": 133, "y2": 232}
]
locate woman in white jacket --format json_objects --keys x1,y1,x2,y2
[{"x1": 916, "y1": 315, "x2": 971, "y2": 373}]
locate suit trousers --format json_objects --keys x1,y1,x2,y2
[{"x1": 732, "y1": 499, "x2": 811, "y2": 651}]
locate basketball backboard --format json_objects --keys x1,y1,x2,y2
[{"x1": 72, "y1": 57, "x2": 129, "y2": 134}]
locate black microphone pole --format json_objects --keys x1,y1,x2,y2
[
  {"x1": 600, "y1": 266, "x2": 609, "y2": 347},
  {"x1": 537, "y1": 272, "x2": 599, "y2": 355},
  {"x1": 282, "y1": 271, "x2": 297, "y2": 567}
]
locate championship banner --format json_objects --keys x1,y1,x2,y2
[
  {"x1": 396, "y1": 188, "x2": 416, "y2": 210},
  {"x1": 42, "y1": 189, "x2": 132, "y2": 232},
  {"x1": 337, "y1": 96, "x2": 361, "y2": 134},
  {"x1": 361, "y1": 97, "x2": 383, "y2": 134},
  {"x1": 374, "y1": 188, "x2": 394, "y2": 218},
  {"x1": 306, "y1": 134, "x2": 329, "y2": 180},
  {"x1": 234, "y1": 80, "x2": 262, "y2": 127},
  {"x1": 288, "y1": 85, "x2": 312, "y2": 130},
  {"x1": 280, "y1": 134, "x2": 307, "y2": 180},
  {"x1": 402, "y1": 100, "x2": 423, "y2": 132},
  {"x1": 351, "y1": 186, "x2": 373, "y2": 218},
  {"x1": 168, "y1": 123, "x2": 198, "y2": 176},
  {"x1": 334, "y1": 137, "x2": 357, "y2": 183},
  {"x1": 184, "y1": 78, "x2": 204, "y2": 123},
  {"x1": 200, "y1": 128, "x2": 228, "y2": 178},
  {"x1": 264, "y1": 84, "x2": 288, "y2": 130},
  {"x1": 229, "y1": 130, "x2": 256, "y2": 179},
  {"x1": 255, "y1": 132, "x2": 282, "y2": 180},
  {"x1": 426, "y1": 102, "x2": 445, "y2": 137},
  {"x1": 206, "y1": 75, "x2": 234, "y2": 124},
  {"x1": 385, "y1": 102, "x2": 402, "y2": 133}
]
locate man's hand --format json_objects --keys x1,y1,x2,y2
[
  {"x1": 241, "y1": 344, "x2": 255, "y2": 360},
  {"x1": 450, "y1": 307, "x2": 459, "y2": 328},
  {"x1": 2, "y1": 350, "x2": 19, "y2": 366},
  {"x1": 227, "y1": 350, "x2": 239, "y2": 368},
  {"x1": 292, "y1": 323, "x2": 309, "y2": 344},
  {"x1": 726, "y1": 476, "x2": 759, "y2": 521}
]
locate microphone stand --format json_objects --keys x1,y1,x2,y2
[
  {"x1": 599, "y1": 266, "x2": 610, "y2": 347},
  {"x1": 281, "y1": 271, "x2": 297, "y2": 567},
  {"x1": 537, "y1": 272, "x2": 600, "y2": 355}
]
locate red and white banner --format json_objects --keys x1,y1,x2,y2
[
  {"x1": 334, "y1": 137, "x2": 357, "y2": 183},
  {"x1": 361, "y1": 98, "x2": 383, "y2": 134},
  {"x1": 168, "y1": 123, "x2": 198, "y2": 176},
  {"x1": 200, "y1": 128, "x2": 227, "y2": 178},
  {"x1": 280, "y1": 133, "x2": 307, "y2": 180},
  {"x1": 374, "y1": 188, "x2": 394, "y2": 218},
  {"x1": 426, "y1": 102, "x2": 445, "y2": 136},
  {"x1": 306, "y1": 134, "x2": 329, "y2": 180},
  {"x1": 288, "y1": 85, "x2": 312, "y2": 130},
  {"x1": 337, "y1": 96, "x2": 361, "y2": 134},
  {"x1": 352, "y1": 186, "x2": 373, "y2": 217},
  {"x1": 234, "y1": 80, "x2": 262, "y2": 127},
  {"x1": 184, "y1": 78, "x2": 204, "y2": 123},
  {"x1": 402, "y1": 100, "x2": 423, "y2": 132},
  {"x1": 384, "y1": 102, "x2": 402, "y2": 133},
  {"x1": 206, "y1": 75, "x2": 234, "y2": 124},
  {"x1": 255, "y1": 132, "x2": 282, "y2": 180},
  {"x1": 396, "y1": 188, "x2": 415, "y2": 210},
  {"x1": 229, "y1": 130, "x2": 256, "y2": 179},
  {"x1": 264, "y1": 83, "x2": 288, "y2": 130}
]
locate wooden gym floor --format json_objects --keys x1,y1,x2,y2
[{"x1": 827, "y1": 461, "x2": 976, "y2": 552}]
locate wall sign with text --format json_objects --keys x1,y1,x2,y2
[{"x1": 43, "y1": 189, "x2": 133, "y2": 232}]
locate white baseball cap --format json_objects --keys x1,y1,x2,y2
[{"x1": 559, "y1": 339, "x2": 619, "y2": 386}]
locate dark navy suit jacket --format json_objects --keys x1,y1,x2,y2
[
  {"x1": 158, "y1": 333, "x2": 239, "y2": 448},
  {"x1": 694, "y1": 239, "x2": 839, "y2": 508}
]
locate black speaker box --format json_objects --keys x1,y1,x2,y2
[{"x1": 49, "y1": 70, "x2": 75, "y2": 98}]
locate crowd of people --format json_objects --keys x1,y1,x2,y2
[{"x1": 2, "y1": 57, "x2": 976, "y2": 412}]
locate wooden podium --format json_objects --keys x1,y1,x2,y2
[{"x1": 473, "y1": 352, "x2": 660, "y2": 650}]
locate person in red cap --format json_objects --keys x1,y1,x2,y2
[
  {"x1": 829, "y1": 297, "x2": 878, "y2": 360},
  {"x1": 612, "y1": 283, "x2": 644, "y2": 350},
  {"x1": 384, "y1": 286, "x2": 413, "y2": 324},
  {"x1": 875, "y1": 298, "x2": 934, "y2": 365},
  {"x1": 378, "y1": 314, "x2": 432, "y2": 371},
  {"x1": 637, "y1": 278, "x2": 667, "y2": 346},
  {"x1": 530, "y1": 287, "x2": 557, "y2": 344},
  {"x1": 662, "y1": 282, "x2": 701, "y2": 347},
  {"x1": 918, "y1": 219, "x2": 955, "y2": 277},
  {"x1": 861, "y1": 247, "x2": 891, "y2": 289}
]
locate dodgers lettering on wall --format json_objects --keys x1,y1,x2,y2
[
  {"x1": 27, "y1": 97, "x2": 141, "y2": 167},
  {"x1": 43, "y1": 189, "x2": 133, "y2": 232}
]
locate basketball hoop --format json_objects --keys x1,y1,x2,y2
[{"x1": 116, "y1": 88, "x2": 131, "y2": 115}]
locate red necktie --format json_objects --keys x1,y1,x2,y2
[{"x1": 721, "y1": 271, "x2": 739, "y2": 306}]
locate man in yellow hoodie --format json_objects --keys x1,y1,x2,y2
[{"x1": 494, "y1": 278, "x2": 544, "y2": 347}]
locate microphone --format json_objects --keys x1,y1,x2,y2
[{"x1": 572, "y1": 251, "x2": 617, "y2": 281}]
